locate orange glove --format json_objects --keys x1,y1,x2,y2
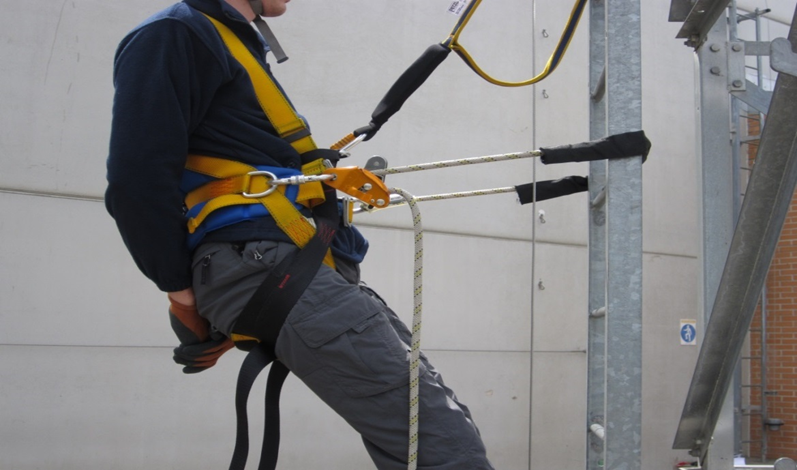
[{"x1": 168, "y1": 297, "x2": 233, "y2": 373}]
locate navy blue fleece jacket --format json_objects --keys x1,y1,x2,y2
[{"x1": 106, "y1": 0, "x2": 366, "y2": 292}]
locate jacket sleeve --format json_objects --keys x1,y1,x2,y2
[{"x1": 105, "y1": 19, "x2": 224, "y2": 292}]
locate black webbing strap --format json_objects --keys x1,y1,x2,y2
[
  {"x1": 515, "y1": 176, "x2": 589, "y2": 205},
  {"x1": 539, "y1": 130, "x2": 651, "y2": 165},
  {"x1": 228, "y1": 345, "x2": 289, "y2": 470},
  {"x1": 228, "y1": 183, "x2": 340, "y2": 470}
]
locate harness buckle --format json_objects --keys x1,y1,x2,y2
[{"x1": 242, "y1": 170, "x2": 279, "y2": 198}]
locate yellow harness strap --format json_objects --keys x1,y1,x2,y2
[
  {"x1": 184, "y1": 156, "x2": 325, "y2": 211},
  {"x1": 202, "y1": 13, "x2": 317, "y2": 154},
  {"x1": 186, "y1": 156, "x2": 335, "y2": 269},
  {"x1": 188, "y1": 15, "x2": 336, "y2": 268}
]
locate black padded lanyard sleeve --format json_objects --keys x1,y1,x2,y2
[
  {"x1": 540, "y1": 130, "x2": 651, "y2": 165},
  {"x1": 515, "y1": 176, "x2": 589, "y2": 205},
  {"x1": 358, "y1": 44, "x2": 452, "y2": 139}
]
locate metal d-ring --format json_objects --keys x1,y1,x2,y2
[{"x1": 242, "y1": 170, "x2": 279, "y2": 198}]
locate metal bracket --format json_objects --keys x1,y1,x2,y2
[
  {"x1": 771, "y1": 37, "x2": 797, "y2": 78},
  {"x1": 727, "y1": 40, "x2": 746, "y2": 91},
  {"x1": 675, "y1": 0, "x2": 733, "y2": 49},
  {"x1": 364, "y1": 156, "x2": 388, "y2": 181}
]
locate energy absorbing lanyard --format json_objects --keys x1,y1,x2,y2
[{"x1": 331, "y1": 0, "x2": 589, "y2": 149}]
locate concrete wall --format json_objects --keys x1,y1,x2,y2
[{"x1": 0, "y1": 0, "x2": 726, "y2": 468}]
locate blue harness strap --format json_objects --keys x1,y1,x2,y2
[{"x1": 181, "y1": 165, "x2": 307, "y2": 249}]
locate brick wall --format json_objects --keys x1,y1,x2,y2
[{"x1": 746, "y1": 112, "x2": 797, "y2": 461}]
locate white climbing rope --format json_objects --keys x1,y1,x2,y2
[
  {"x1": 389, "y1": 187, "x2": 424, "y2": 470},
  {"x1": 354, "y1": 186, "x2": 518, "y2": 214},
  {"x1": 370, "y1": 150, "x2": 542, "y2": 177}
]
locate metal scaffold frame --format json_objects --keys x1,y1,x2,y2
[{"x1": 666, "y1": 0, "x2": 797, "y2": 467}]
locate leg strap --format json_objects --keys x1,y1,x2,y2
[
  {"x1": 228, "y1": 185, "x2": 340, "y2": 470},
  {"x1": 228, "y1": 345, "x2": 291, "y2": 470}
]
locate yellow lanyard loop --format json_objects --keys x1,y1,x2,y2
[{"x1": 444, "y1": 0, "x2": 589, "y2": 88}]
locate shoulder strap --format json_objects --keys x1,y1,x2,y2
[{"x1": 201, "y1": 13, "x2": 317, "y2": 155}]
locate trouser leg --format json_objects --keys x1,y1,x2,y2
[
  {"x1": 276, "y1": 271, "x2": 493, "y2": 469},
  {"x1": 193, "y1": 241, "x2": 493, "y2": 469}
]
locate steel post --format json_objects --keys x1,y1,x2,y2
[
  {"x1": 587, "y1": 0, "x2": 607, "y2": 468},
  {"x1": 604, "y1": 0, "x2": 644, "y2": 468}
]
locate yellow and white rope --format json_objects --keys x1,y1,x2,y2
[
  {"x1": 370, "y1": 150, "x2": 542, "y2": 177},
  {"x1": 355, "y1": 187, "x2": 517, "y2": 213},
  {"x1": 389, "y1": 187, "x2": 424, "y2": 470}
]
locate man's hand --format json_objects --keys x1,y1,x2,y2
[{"x1": 168, "y1": 292, "x2": 233, "y2": 373}]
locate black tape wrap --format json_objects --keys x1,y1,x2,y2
[
  {"x1": 539, "y1": 130, "x2": 651, "y2": 165},
  {"x1": 515, "y1": 176, "x2": 589, "y2": 205},
  {"x1": 363, "y1": 44, "x2": 452, "y2": 140}
]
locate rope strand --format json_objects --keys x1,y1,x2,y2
[
  {"x1": 371, "y1": 150, "x2": 541, "y2": 177},
  {"x1": 390, "y1": 188, "x2": 424, "y2": 470}
]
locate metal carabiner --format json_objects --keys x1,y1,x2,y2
[{"x1": 242, "y1": 170, "x2": 279, "y2": 198}]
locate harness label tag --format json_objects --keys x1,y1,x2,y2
[{"x1": 447, "y1": 0, "x2": 472, "y2": 16}]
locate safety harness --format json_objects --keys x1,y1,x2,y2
[{"x1": 188, "y1": 11, "x2": 389, "y2": 470}]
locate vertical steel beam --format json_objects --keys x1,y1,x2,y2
[
  {"x1": 674, "y1": 6, "x2": 797, "y2": 461},
  {"x1": 587, "y1": 0, "x2": 607, "y2": 468},
  {"x1": 696, "y1": 14, "x2": 738, "y2": 470},
  {"x1": 604, "y1": 0, "x2": 644, "y2": 468}
]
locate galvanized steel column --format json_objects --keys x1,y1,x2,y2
[
  {"x1": 587, "y1": 0, "x2": 607, "y2": 469},
  {"x1": 701, "y1": 17, "x2": 738, "y2": 470},
  {"x1": 604, "y1": 0, "x2": 644, "y2": 468}
]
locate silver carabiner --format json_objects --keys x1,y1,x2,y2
[{"x1": 242, "y1": 170, "x2": 279, "y2": 198}]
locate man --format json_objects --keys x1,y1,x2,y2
[{"x1": 106, "y1": 0, "x2": 494, "y2": 468}]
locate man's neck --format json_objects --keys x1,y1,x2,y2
[{"x1": 224, "y1": 0, "x2": 256, "y2": 21}]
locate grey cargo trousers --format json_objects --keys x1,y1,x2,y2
[{"x1": 192, "y1": 240, "x2": 494, "y2": 470}]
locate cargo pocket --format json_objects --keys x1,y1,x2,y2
[{"x1": 288, "y1": 286, "x2": 422, "y2": 398}]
